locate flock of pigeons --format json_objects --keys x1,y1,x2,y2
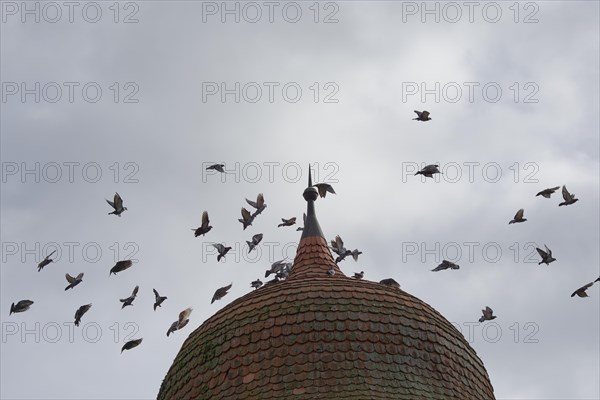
[{"x1": 412, "y1": 110, "x2": 599, "y2": 322}]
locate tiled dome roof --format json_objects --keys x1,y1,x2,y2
[{"x1": 157, "y1": 169, "x2": 495, "y2": 400}]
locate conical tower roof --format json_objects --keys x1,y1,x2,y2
[{"x1": 157, "y1": 167, "x2": 495, "y2": 400}]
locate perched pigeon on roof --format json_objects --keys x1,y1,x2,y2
[
  {"x1": 326, "y1": 267, "x2": 336, "y2": 276},
  {"x1": 265, "y1": 259, "x2": 287, "y2": 278},
  {"x1": 192, "y1": 211, "x2": 212, "y2": 237},
  {"x1": 64, "y1": 273, "x2": 84, "y2": 291},
  {"x1": 10, "y1": 300, "x2": 34, "y2": 315},
  {"x1": 536, "y1": 186, "x2": 560, "y2": 198},
  {"x1": 536, "y1": 245, "x2": 556, "y2": 265},
  {"x1": 479, "y1": 306, "x2": 496, "y2": 322},
  {"x1": 250, "y1": 279, "x2": 263, "y2": 290},
  {"x1": 37, "y1": 250, "x2": 56, "y2": 272},
  {"x1": 509, "y1": 209, "x2": 527, "y2": 224},
  {"x1": 379, "y1": 278, "x2": 400, "y2": 289},
  {"x1": 106, "y1": 192, "x2": 127, "y2": 217},
  {"x1": 558, "y1": 185, "x2": 578, "y2": 206},
  {"x1": 353, "y1": 271, "x2": 364, "y2": 279}
]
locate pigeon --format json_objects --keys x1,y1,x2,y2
[
  {"x1": 413, "y1": 110, "x2": 431, "y2": 121},
  {"x1": 350, "y1": 249, "x2": 363, "y2": 261},
  {"x1": 353, "y1": 271, "x2": 364, "y2": 279},
  {"x1": 192, "y1": 211, "x2": 212, "y2": 237},
  {"x1": 247, "y1": 233, "x2": 263, "y2": 253},
  {"x1": 536, "y1": 186, "x2": 560, "y2": 198},
  {"x1": 153, "y1": 289, "x2": 167, "y2": 311},
  {"x1": 10, "y1": 300, "x2": 34, "y2": 315},
  {"x1": 509, "y1": 209, "x2": 527, "y2": 224},
  {"x1": 206, "y1": 164, "x2": 225, "y2": 173},
  {"x1": 326, "y1": 267, "x2": 336, "y2": 276},
  {"x1": 250, "y1": 279, "x2": 263, "y2": 289},
  {"x1": 536, "y1": 245, "x2": 556, "y2": 265},
  {"x1": 558, "y1": 185, "x2": 578, "y2": 206},
  {"x1": 415, "y1": 164, "x2": 441, "y2": 178},
  {"x1": 74, "y1": 304, "x2": 92, "y2": 327},
  {"x1": 110, "y1": 260, "x2": 133, "y2": 276},
  {"x1": 571, "y1": 282, "x2": 594, "y2": 298},
  {"x1": 275, "y1": 263, "x2": 293, "y2": 280},
  {"x1": 479, "y1": 306, "x2": 496, "y2": 322},
  {"x1": 265, "y1": 259, "x2": 287, "y2": 278},
  {"x1": 211, "y1": 283, "x2": 232, "y2": 304},
  {"x1": 246, "y1": 193, "x2": 267, "y2": 217},
  {"x1": 297, "y1": 213, "x2": 306, "y2": 231},
  {"x1": 120, "y1": 286, "x2": 139, "y2": 309},
  {"x1": 431, "y1": 260, "x2": 460, "y2": 272},
  {"x1": 313, "y1": 183, "x2": 336, "y2": 198},
  {"x1": 379, "y1": 278, "x2": 400, "y2": 289},
  {"x1": 330, "y1": 235, "x2": 349, "y2": 256},
  {"x1": 106, "y1": 192, "x2": 127, "y2": 217},
  {"x1": 278, "y1": 217, "x2": 296, "y2": 228},
  {"x1": 121, "y1": 338, "x2": 143, "y2": 353},
  {"x1": 37, "y1": 250, "x2": 56, "y2": 272},
  {"x1": 238, "y1": 207, "x2": 255, "y2": 230},
  {"x1": 213, "y1": 243, "x2": 232, "y2": 262},
  {"x1": 167, "y1": 308, "x2": 193, "y2": 336},
  {"x1": 64, "y1": 273, "x2": 84, "y2": 291}
]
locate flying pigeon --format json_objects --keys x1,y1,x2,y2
[
  {"x1": 74, "y1": 304, "x2": 92, "y2": 327},
  {"x1": 265, "y1": 259, "x2": 287, "y2": 278},
  {"x1": 37, "y1": 250, "x2": 56, "y2": 272},
  {"x1": 106, "y1": 192, "x2": 127, "y2": 217},
  {"x1": 121, "y1": 338, "x2": 143, "y2": 353},
  {"x1": 246, "y1": 193, "x2": 266, "y2": 217},
  {"x1": 379, "y1": 278, "x2": 400, "y2": 289},
  {"x1": 211, "y1": 283, "x2": 232, "y2": 304},
  {"x1": 278, "y1": 217, "x2": 296, "y2": 228},
  {"x1": 313, "y1": 183, "x2": 336, "y2": 198},
  {"x1": 431, "y1": 260, "x2": 460, "y2": 272},
  {"x1": 479, "y1": 306, "x2": 496, "y2": 322},
  {"x1": 238, "y1": 207, "x2": 255, "y2": 230},
  {"x1": 350, "y1": 249, "x2": 363, "y2": 261},
  {"x1": 64, "y1": 273, "x2": 84, "y2": 291},
  {"x1": 250, "y1": 279, "x2": 263, "y2": 289},
  {"x1": 536, "y1": 245, "x2": 556, "y2": 265},
  {"x1": 110, "y1": 260, "x2": 133, "y2": 276},
  {"x1": 353, "y1": 271, "x2": 364, "y2": 279},
  {"x1": 153, "y1": 289, "x2": 167, "y2": 311},
  {"x1": 536, "y1": 186, "x2": 560, "y2": 198},
  {"x1": 415, "y1": 164, "x2": 441, "y2": 178},
  {"x1": 326, "y1": 267, "x2": 336, "y2": 276},
  {"x1": 413, "y1": 110, "x2": 431, "y2": 121},
  {"x1": 10, "y1": 300, "x2": 33, "y2": 315},
  {"x1": 167, "y1": 308, "x2": 192, "y2": 336},
  {"x1": 558, "y1": 185, "x2": 578, "y2": 206},
  {"x1": 571, "y1": 282, "x2": 594, "y2": 298},
  {"x1": 120, "y1": 285, "x2": 139, "y2": 309},
  {"x1": 247, "y1": 233, "x2": 263, "y2": 253},
  {"x1": 509, "y1": 209, "x2": 527, "y2": 224},
  {"x1": 213, "y1": 243, "x2": 232, "y2": 262},
  {"x1": 192, "y1": 211, "x2": 212, "y2": 237},
  {"x1": 275, "y1": 263, "x2": 293, "y2": 280},
  {"x1": 330, "y1": 235, "x2": 349, "y2": 257},
  {"x1": 206, "y1": 164, "x2": 225, "y2": 173}
]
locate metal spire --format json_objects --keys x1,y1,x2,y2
[{"x1": 301, "y1": 164, "x2": 324, "y2": 239}]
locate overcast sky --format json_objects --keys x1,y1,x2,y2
[{"x1": 1, "y1": 1, "x2": 599, "y2": 399}]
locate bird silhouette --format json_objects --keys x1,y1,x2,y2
[
  {"x1": 379, "y1": 278, "x2": 400, "y2": 289},
  {"x1": 571, "y1": 282, "x2": 594, "y2": 298},
  {"x1": 313, "y1": 183, "x2": 336, "y2": 198},
  {"x1": 153, "y1": 289, "x2": 167, "y2": 311},
  {"x1": 238, "y1": 207, "x2": 255, "y2": 230},
  {"x1": 509, "y1": 209, "x2": 527, "y2": 224},
  {"x1": 479, "y1": 306, "x2": 496, "y2": 322},
  {"x1": 206, "y1": 164, "x2": 225, "y2": 173},
  {"x1": 37, "y1": 250, "x2": 56, "y2": 272},
  {"x1": 167, "y1": 308, "x2": 193, "y2": 336},
  {"x1": 278, "y1": 217, "x2": 296, "y2": 227},
  {"x1": 74, "y1": 304, "x2": 92, "y2": 327},
  {"x1": 106, "y1": 192, "x2": 127, "y2": 216},
  {"x1": 110, "y1": 260, "x2": 133, "y2": 276},
  {"x1": 536, "y1": 245, "x2": 556, "y2": 265},
  {"x1": 558, "y1": 185, "x2": 578, "y2": 206},
  {"x1": 246, "y1": 193, "x2": 267, "y2": 217},
  {"x1": 213, "y1": 243, "x2": 232, "y2": 262},
  {"x1": 121, "y1": 338, "x2": 143, "y2": 353},
  {"x1": 211, "y1": 283, "x2": 232, "y2": 304},
  {"x1": 247, "y1": 233, "x2": 263, "y2": 253},
  {"x1": 120, "y1": 286, "x2": 139, "y2": 309},
  {"x1": 536, "y1": 186, "x2": 560, "y2": 198},
  {"x1": 415, "y1": 164, "x2": 441, "y2": 178},
  {"x1": 64, "y1": 273, "x2": 84, "y2": 291},
  {"x1": 10, "y1": 300, "x2": 34, "y2": 315},
  {"x1": 192, "y1": 211, "x2": 212, "y2": 237},
  {"x1": 431, "y1": 260, "x2": 460, "y2": 272},
  {"x1": 413, "y1": 110, "x2": 431, "y2": 121}
]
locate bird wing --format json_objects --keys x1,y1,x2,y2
[
  {"x1": 536, "y1": 247, "x2": 548, "y2": 258},
  {"x1": 241, "y1": 207, "x2": 251, "y2": 221},
  {"x1": 245, "y1": 198, "x2": 257, "y2": 208},
  {"x1": 335, "y1": 235, "x2": 345, "y2": 252},
  {"x1": 66, "y1": 273, "x2": 75, "y2": 283},
  {"x1": 256, "y1": 193, "x2": 264, "y2": 208},
  {"x1": 106, "y1": 199, "x2": 116, "y2": 209},
  {"x1": 213, "y1": 243, "x2": 224, "y2": 253},
  {"x1": 515, "y1": 209, "x2": 524, "y2": 220},
  {"x1": 114, "y1": 193, "x2": 123, "y2": 209},
  {"x1": 132, "y1": 285, "x2": 139, "y2": 296},
  {"x1": 421, "y1": 111, "x2": 430, "y2": 118},
  {"x1": 45, "y1": 250, "x2": 57, "y2": 260},
  {"x1": 117, "y1": 260, "x2": 133, "y2": 269},
  {"x1": 413, "y1": 110, "x2": 421, "y2": 117},
  {"x1": 153, "y1": 288, "x2": 160, "y2": 300},
  {"x1": 562, "y1": 185, "x2": 570, "y2": 201},
  {"x1": 75, "y1": 272, "x2": 84, "y2": 280},
  {"x1": 544, "y1": 244, "x2": 552, "y2": 257},
  {"x1": 178, "y1": 308, "x2": 193, "y2": 325},
  {"x1": 201, "y1": 211, "x2": 210, "y2": 227},
  {"x1": 253, "y1": 233, "x2": 263, "y2": 244}
]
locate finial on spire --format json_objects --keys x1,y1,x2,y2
[
  {"x1": 308, "y1": 163, "x2": 313, "y2": 187},
  {"x1": 301, "y1": 164, "x2": 323, "y2": 237},
  {"x1": 303, "y1": 164, "x2": 319, "y2": 202}
]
